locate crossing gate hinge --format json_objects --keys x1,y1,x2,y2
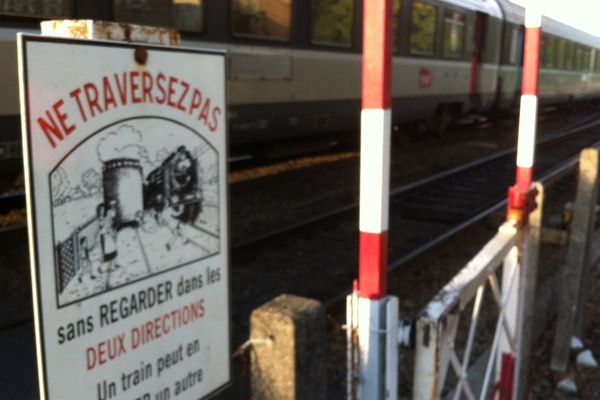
[{"x1": 397, "y1": 319, "x2": 414, "y2": 349}]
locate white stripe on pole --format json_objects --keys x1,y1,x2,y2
[
  {"x1": 359, "y1": 109, "x2": 391, "y2": 233},
  {"x1": 525, "y1": 5, "x2": 542, "y2": 28},
  {"x1": 516, "y1": 95, "x2": 538, "y2": 168},
  {"x1": 497, "y1": 243, "x2": 520, "y2": 383}
]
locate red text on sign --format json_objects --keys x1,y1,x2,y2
[
  {"x1": 36, "y1": 99, "x2": 76, "y2": 148},
  {"x1": 86, "y1": 332, "x2": 127, "y2": 370},
  {"x1": 36, "y1": 71, "x2": 222, "y2": 150}
]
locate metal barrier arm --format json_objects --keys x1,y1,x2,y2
[
  {"x1": 422, "y1": 222, "x2": 517, "y2": 322},
  {"x1": 414, "y1": 222, "x2": 518, "y2": 400}
]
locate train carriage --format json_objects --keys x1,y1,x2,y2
[
  {"x1": 0, "y1": 0, "x2": 600, "y2": 155},
  {"x1": 496, "y1": 0, "x2": 600, "y2": 108}
]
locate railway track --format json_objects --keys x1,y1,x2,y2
[
  {"x1": 227, "y1": 113, "x2": 600, "y2": 339},
  {"x1": 234, "y1": 113, "x2": 600, "y2": 252},
  {"x1": 386, "y1": 114, "x2": 600, "y2": 266},
  {"x1": 1, "y1": 113, "x2": 599, "y2": 400},
  {"x1": 2, "y1": 114, "x2": 600, "y2": 340}
]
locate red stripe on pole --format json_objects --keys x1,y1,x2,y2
[
  {"x1": 516, "y1": 166, "x2": 532, "y2": 193},
  {"x1": 359, "y1": 231, "x2": 389, "y2": 299},
  {"x1": 499, "y1": 353, "x2": 515, "y2": 400},
  {"x1": 362, "y1": 0, "x2": 393, "y2": 109},
  {"x1": 521, "y1": 27, "x2": 541, "y2": 96}
]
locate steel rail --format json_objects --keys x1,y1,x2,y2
[
  {"x1": 234, "y1": 114, "x2": 600, "y2": 252},
  {"x1": 2, "y1": 114, "x2": 599, "y2": 240},
  {"x1": 324, "y1": 138, "x2": 600, "y2": 308}
]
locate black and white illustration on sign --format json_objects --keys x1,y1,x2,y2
[{"x1": 52, "y1": 119, "x2": 220, "y2": 306}]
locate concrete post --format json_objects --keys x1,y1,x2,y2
[
  {"x1": 250, "y1": 294, "x2": 326, "y2": 400},
  {"x1": 551, "y1": 148, "x2": 600, "y2": 372}
]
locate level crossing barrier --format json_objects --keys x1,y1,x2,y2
[
  {"x1": 347, "y1": 185, "x2": 542, "y2": 400},
  {"x1": 413, "y1": 216, "x2": 538, "y2": 400},
  {"x1": 347, "y1": 145, "x2": 600, "y2": 399}
]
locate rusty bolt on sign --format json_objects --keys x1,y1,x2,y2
[{"x1": 134, "y1": 47, "x2": 148, "y2": 65}]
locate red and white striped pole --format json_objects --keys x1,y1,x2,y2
[
  {"x1": 359, "y1": 0, "x2": 393, "y2": 300},
  {"x1": 507, "y1": 5, "x2": 541, "y2": 223},
  {"x1": 499, "y1": 4, "x2": 541, "y2": 400},
  {"x1": 354, "y1": 0, "x2": 394, "y2": 398}
]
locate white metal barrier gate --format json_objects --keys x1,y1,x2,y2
[{"x1": 413, "y1": 221, "x2": 528, "y2": 400}]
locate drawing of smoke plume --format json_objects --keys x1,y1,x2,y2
[
  {"x1": 96, "y1": 124, "x2": 153, "y2": 170},
  {"x1": 155, "y1": 148, "x2": 170, "y2": 165},
  {"x1": 192, "y1": 143, "x2": 219, "y2": 207},
  {"x1": 194, "y1": 144, "x2": 218, "y2": 185}
]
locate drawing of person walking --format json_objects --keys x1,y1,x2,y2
[
  {"x1": 155, "y1": 205, "x2": 191, "y2": 251},
  {"x1": 77, "y1": 236, "x2": 95, "y2": 283}
]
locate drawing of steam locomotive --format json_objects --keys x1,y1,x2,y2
[{"x1": 144, "y1": 146, "x2": 203, "y2": 224}]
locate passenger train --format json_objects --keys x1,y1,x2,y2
[{"x1": 1, "y1": 0, "x2": 600, "y2": 153}]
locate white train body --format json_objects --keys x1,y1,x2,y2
[{"x1": 0, "y1": 0, "x2": 599, "y2": 149}]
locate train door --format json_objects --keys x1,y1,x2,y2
[{"x1": 470, "y1": 11, "x2": 488, "y2": 108}]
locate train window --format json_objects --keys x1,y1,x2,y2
[
  {"x1": 232, "y1": 0, "x2": 292, "y2": 41},
  {"x1": 482, "y1": 16, "x2": 502, "y2": 64},
  {"x1": 442, "y1": 9, "x2": 465, "y2": 58},
  {"x1": 508, "y1": 26, "x2": 521, "y2": 65},
  {"x1": 540, "y1": 35, "x2": 546, "y2": 67},
  {"x1": 409, "y1": 1, "x2": 437, "y2": 56},
  {"x1": 595, "y1": 52, "x2": 600, "y2": 72},
  {"x1": 311, "y1": 0, "x2": 354, "y2": 47},
  {"x1": 113, "y1": 0, "x2": 204, "y2": 32},
  {"x1": 0, "y1": 0, "x2": 73, "y2": 18},
  {"x1": 566, "y1": 42, "x2": 576, "y2": 70},
  {"x1": 583, "y1": 48, "x2": 591, "y2": 71},
  {"x1": 575, "y1": 46, "x2": 584, "y2": 70},
  {"x1": 542, "y1": 35, "x2": 556, "y2": 68},
  {"x1": 556, "y1": 39, "x2": 566, "y2": 69},
  {"x1": 393, "y1": 0, "x2": 402, "y2": 51}
]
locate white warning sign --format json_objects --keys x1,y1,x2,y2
[{"x1": 18, "y1": 35, "x2": 230, "y2": 400}]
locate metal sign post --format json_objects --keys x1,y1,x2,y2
[
  {"x1": 347, "y1": 1, "x2": 399, "y2": 399},
  {"x1": 503, "y1": 4, "x2": 541, "y2": 399},
  {"x1": 18, "y1": 24, "x2": 230, "y2": 400}
]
